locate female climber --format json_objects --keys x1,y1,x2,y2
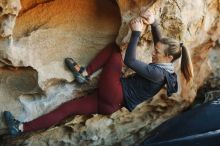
[{"x1": 4, "y1": 10, "x2": 193, "y2": 136}]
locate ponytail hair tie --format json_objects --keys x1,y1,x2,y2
[{"x1": 180, "y1": 43, "x2": 183, "y2": 47}]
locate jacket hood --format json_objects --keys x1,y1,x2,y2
[{"x1": 164, "y1": 72, "x2": 178, "y2": 96}]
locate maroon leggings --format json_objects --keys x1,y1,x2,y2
[{"x1": 23, "y1": 43, "x2": 124, "y2": 132}]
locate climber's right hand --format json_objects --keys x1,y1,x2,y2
[{"x1": 129, "y1": 17, "x2": 144, "y2": 32}]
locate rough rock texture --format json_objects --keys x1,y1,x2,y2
[
  {"x1": 195, "y1": 43, "x2": 220, "y2": 104},
  {"x1": 0, "y1": 0, "x2": 20, "y2": 62},
  {"x1": 10, "y1": 0, "x2": 121, "y2": 89},
  {"x1": 0, "y1": 67, "x2": 41, "y2": 136},
  {"x1": 0, "y1": 0, "x2": 120, "y2": 138},
  {"x1": 0, "y1": 0, "x2": 220, "y2": 145}
]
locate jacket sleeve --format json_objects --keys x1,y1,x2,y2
[
  {"x1": 124, "y1": 31, "x2": 164, "y2": 82},
  {"x1": 151, "y1": 21, "x2": 162, "y2": 45}
]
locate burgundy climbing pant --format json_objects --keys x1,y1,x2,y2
[{"x1": 23, "y1": 43, "x2": 124, "y2": 132}]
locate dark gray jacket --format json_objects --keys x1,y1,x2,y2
[{"x1": 121, "y1": 22, "x2": 178, "y2": 111}]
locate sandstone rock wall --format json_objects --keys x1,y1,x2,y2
[
  {"x1": 11, "y1": 0, "x2": 121, "y2": 89},
  {"x1": 0, "y1": 0, "x2": 220, "y2": 145},
  {"x1": 0, "y1": 0, "x2": 121, "y2": 139}
]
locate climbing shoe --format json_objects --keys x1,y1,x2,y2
[
  {"x1": 64, "y1": 58, "x2": 89, "y2": 84},
  {"x1": 3, "y1": 111, "x2": 22, "y2": 137}
]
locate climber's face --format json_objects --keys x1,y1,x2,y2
[{"x1": 152, "y1": 42, "x2": 173, "y2": 63}]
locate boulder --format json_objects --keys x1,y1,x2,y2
[{"x1": 0, "y1": 0, "x2": 219, "y2": 145}]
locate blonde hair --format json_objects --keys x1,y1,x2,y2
[{"x1": 160, "y1": 37, "x2": 194, "y2": 82}]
